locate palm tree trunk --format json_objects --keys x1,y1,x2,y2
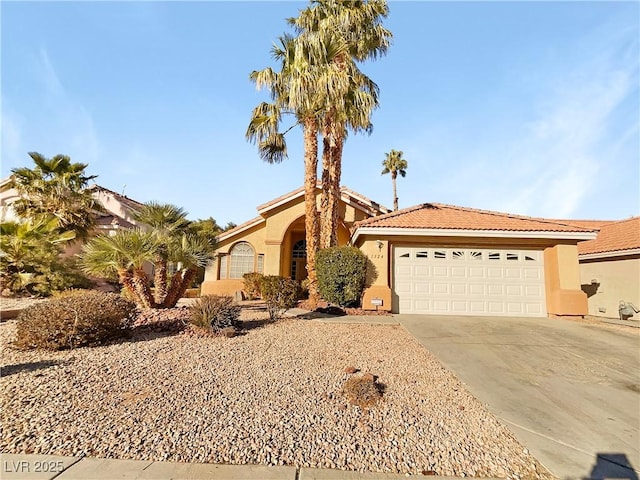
[
  {"x1": 132, "y1": 268, "x2": 154, "y2": 309},
  {"x1": 392, "y1": 171, "x2": 398, "y2": 211},
  {"x1": 118, "y1": 270, "x2": 144, "y2": 307},
  {"x1": 328, "y1": 131, "x2": 343, "y2": 247},
  {"x1": 303, "y1": 117, "x2": 321, "y2": 309},
  {"x1": 153, "y1": 252, "x2": 168, "y2": 305},
  {"x1": 320, "y1": 132, "x2": 332, "y2": 250},
  {"x1": 163, "y1": 268, "x2": 197, "y2": 308}
]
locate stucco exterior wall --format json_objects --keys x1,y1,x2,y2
[
  {"x1": 201, "y1": 190, "x2": 377, "y2": 297},
  {"x1": 543, "y1": 245, "x2": 588, "y2": 316},
  {"x1": 579, "y1": 256, "x2": 640, "y2": 319}
]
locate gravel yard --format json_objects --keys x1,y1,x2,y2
[{"x1": 0, "y1": 307, "x2": 554, "y2": 479}]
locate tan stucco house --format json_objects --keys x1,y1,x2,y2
[
  {"x1": 201, "y1": 185, "x2": 390, "y2": 296},
  {"x1": 202, "y1": 186, "x2": 598, "y2": 318},
  {"x1": 571, "y1": 217, "x2": 639, "y2": 320}
]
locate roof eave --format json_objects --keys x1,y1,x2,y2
[
  {"x1": 579, "y1": 248, "x2": 640, "y2": 261},
  {"x1": 216, "y1": 217, "x2": 266, "y2": 243},
  {"x1": 351, "y1": 227, "x2": 598, "y2": 244}
]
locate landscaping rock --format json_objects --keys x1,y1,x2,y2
[{"x1": 0, "y1": 311, "x2": 554, "y2": 479}]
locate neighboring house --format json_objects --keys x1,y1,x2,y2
[
  {"x1": 0, "y1": 177, "x2": 145, "y2": 255},
  {"x1": 569, "y1": 217, "x2": 639, "y2": 320},
  {"x1": 202, "y1": 186, "x2": 597, "y2": 318}
]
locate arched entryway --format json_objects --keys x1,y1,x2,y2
[{"x1": 291, "y1": 239, "x2": 307, "y2": 281}]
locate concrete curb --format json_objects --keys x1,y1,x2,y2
[{"x1": 0, "y1": 454, "x2": 480, "y2": 480}]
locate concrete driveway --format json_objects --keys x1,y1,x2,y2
[{"x1": 398, "y1": 315, "x2": 640, "y2": 480}]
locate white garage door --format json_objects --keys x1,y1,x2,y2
[{"x1": 393, "y1": 247, "x2": 546, "y2": 317}]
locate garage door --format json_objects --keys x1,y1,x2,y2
[{"x1": 393, "y1": 247, "x2": 546, "y2": 317}]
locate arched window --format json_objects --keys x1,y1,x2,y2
[{"x1": 229, "y1": 242, "x2": 255, "y2": 279}]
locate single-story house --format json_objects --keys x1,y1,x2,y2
[
  {"x1": 202, "y1": 186, "x2": 598, "y2": 318},
  {"x1": 201, "y1": 185, "x2": 390, "y2": 295},
  {"x1": 569, "y1": 217, "x2": 639, "y2": 319}
]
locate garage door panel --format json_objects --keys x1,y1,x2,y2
[
  {"x1": 469, "y1": 267, "x2": 485, "y2": 278},
  {"x1": 432, "y1": 283, "x2": 449, "y2": 294},
  {"x1": 505, "y1": 285, "x2": 522, "y2": 296},
  {"x1": 394, "y1": 246, "x2": 546, "y2": 317},
  {"x1": 487, "y1": 268, "x2": 503, "y2": 278}
]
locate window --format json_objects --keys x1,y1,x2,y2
[
  {"x1": 488, "y1": 252, "x2": 500, "y2": 260},
  {"x1": 524, "y1": 254, "x2": 536, "y2": 261},
  {"x1": 434, "y1": 251, "x2": 446, "y2": 259},
  {"x1": 292, "y1": 240, "x2": 306, "y2": 258},
  {"x1": 416, "y1": 251, "x2": 429, "y2": 258},
  {"x1": 399, "y1": 253, "x2": 410, "y2": 258},
  {"x1": 257, "y1": 254, "x2": 264, "y2": 274},
  {"x1": 506, "y1": 253, "x2": 519, "y2": 261},
  {"x1": 219, "y1": 255, "x2": 227, "y2": 279},
  {"x1": 229, "y1": 242, "x2": 255, "y2": 279},
  {"x1": 469, "y1": 251, "x2": 482, "y2": 260},
  {"x1": 452, "y1": 251, "x2": 464, "y2": 260}
]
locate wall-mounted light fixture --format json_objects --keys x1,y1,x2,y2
[{"x1": 376, "y1": 240, "x2": 383, "y2": 251}]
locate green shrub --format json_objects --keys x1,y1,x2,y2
[
  {"x1": 188, "y1": 295, "x2": 241, "y2": 333},
  {"x1": 316, "y1": 246, "x2": 367, "y2": 307},
  {"x1": 14, "y1": 291, "x2": 135, "y2": 350},
  {"x1": 243, "y1": 272, "x2": 264, "y2": 300},
  {"x1": 260, "y1": 275, "x2": 298, "y2": 320}
]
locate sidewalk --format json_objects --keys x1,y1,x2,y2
[{"x1": 0, "y1": 454, "x2": 466, "y2": 479}]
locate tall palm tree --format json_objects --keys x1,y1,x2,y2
[
  {"x1": 290, "y1": 0, "x2": 392, "y2": 248},
  {"x1": 10, "y1": 152, "x2": 102, "y2": 240},
  {"x1": 381, "y1": 149, "x2": 408, "y2": 211},
  {"x1": 247, "y1": 33, "x2": 336, "y2": 308},
  {"x1": 132, "y1": 202, "x2": 191, "y2": 305}
]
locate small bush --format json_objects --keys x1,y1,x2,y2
[
  {"x1": 188, "y1": 295, "x2": 241, "y2": 334},
  {"x1": 316, "y1": 246, "x2": 367, "y2": 307},
  {"x1": 242, "y1": 272, "x2": 264, "y2": 300},
  {"x1": 260, "y1": 275, "x2": 298, "y2": 320},
  {"x1": 297, "y1": 278, "x2": 310, "y2": 300},
  {"x1": 15, "y1": 291, "x2": 135, "y2": 350},
  {"x1": 342, "y1": 374, "x2": 384, "y2": 409}
]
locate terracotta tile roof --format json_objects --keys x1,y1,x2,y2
[
  {"x1": 354, "y1": 203, "x2": 597, "y2": 233},
  {"x1": 553, "y1": 219, "x2": 612, "y2": 229},
  {"x1": 577, "y1": 217, "x2": 640, "y2": 256}
]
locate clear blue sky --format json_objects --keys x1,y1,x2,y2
[{"x1": 2, "y1": 1, "x2": 638, "y2": 225}]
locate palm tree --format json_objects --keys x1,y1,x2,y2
[
  {"x1": 80, "y1": 230, "x2": 157, "y2": 308},
  {"x1": 247, "y1": 33, "x2": 332, "y2": 308},
  {"x1": 10, "y1": 152, "x2": 102, "y2": 240},
  {"x1": 132, "y1": 202, "x2": 191, "y2": 305},
  {"x1": 381, "y1": 149, "x2": 408, "y2": 211},
  {"x1": 163, "y1": 233, "x2": 215, "y2": 308},
  {"x1": 290, "y1": 0, "x2": 392, "y2": 248},
  {"x1": 80, "y1": 229, "x2": 213, "y2": 309},
  {"x1": 0, "y1": 217, "x2": 75, "y2": 295}
]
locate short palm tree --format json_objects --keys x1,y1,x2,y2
[
  {"x1": 80, "y1": 230, "x2": 157, "y2": 308},
  {"x1": 132, "y1": 202, "x2": 191, "y2": 305},
  {"x1": 10, "y1": 152, "x2": 102, "y2": 240},
  {"x1": 381, "y1": 149, "x2": 408, "y2": 211},
  {"x1": 0, "y1": 217, "x2": 75, "y2": 294}
]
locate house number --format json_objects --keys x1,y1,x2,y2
[{"x1": 369, "y1": 254, "x2": 384, "y2": 259}]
